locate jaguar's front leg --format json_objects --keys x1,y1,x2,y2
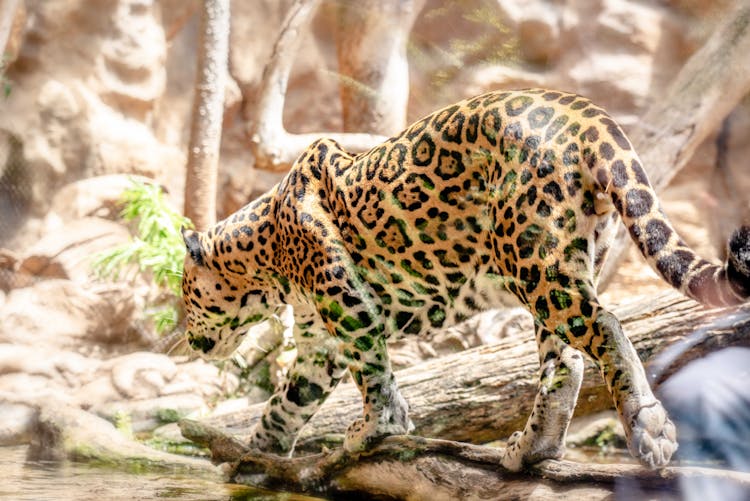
[
  {"x1": 317, "y1": 282, "x2": 413, "y2": 452},
  {"x1": 343, "y1": 335, "x2": 414, "y2": 452},
  {"x1": 249, "y1": 312, "x2": 348, "y2": 455}
]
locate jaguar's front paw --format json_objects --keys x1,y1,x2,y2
[
  {"x1": 626, "y1": 402, "x2": 678, "y2": 468},
  {"x1": 343, "y1": 414, "x2": 414, "y2": 453},
  {"x1": 247, "y1": 426, "x2": 294, "y2": 455},
  {"x1": 500, "y1": 431, "x2": 525, "y2": 471},
  {"x1": 501, "y1": 429, "x2": 565, "y2": 472}
]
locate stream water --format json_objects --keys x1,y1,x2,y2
[{"x1": 0, "y1": 446, "x2": 321, "y2": 501}]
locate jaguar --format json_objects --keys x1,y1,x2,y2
[{"x1": 180, "y1": 88, "x2": 750, "y2": 471}]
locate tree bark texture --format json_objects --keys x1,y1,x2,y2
[
  {"x1": 183, "y1": 0, "x2": 230, "y2": 231},
  {"x1": 190, "y1": 291, "x2": 750, "y2": 450},
  {"x1": 598, "y1": 3, "x2": 750, "y2": 287},
  {"x1": 335, "y1": 0, "x2": 425, "y2": 135}
]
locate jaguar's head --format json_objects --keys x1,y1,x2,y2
[{"x1": 180, "y1": 228, "x2": 272, "y2": 360}]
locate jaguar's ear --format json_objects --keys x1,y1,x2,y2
[{"x1": 182, "y1": 227, "x2": 205, "y2": 266}]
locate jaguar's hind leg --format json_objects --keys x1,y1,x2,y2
[
  {"x1": 585, "y1": 308, "x2": 677, "y2": 468},
  {"x1": 249, "y1": 315, "x2": 348, "y2": 454},
  {"x1": 502, "y1": 323, "x2": 584, "y2": 471},
  {"x1": 523, "y1": 284, "x2": 677, "y2": 470}
]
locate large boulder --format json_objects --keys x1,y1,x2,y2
[{"x1": 0, "y1": 0, "x2": 180, "y2": 234}]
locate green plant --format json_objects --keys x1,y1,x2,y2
[
  {"x1": 93, "y1": 179, "x2": 192, "y2": 334},
  {"x1": 113, "y1": 410, "x2": 134, "y2": 440},
  {"x1": 155, "y1": 407, "x2": 184, "y2": 424}
]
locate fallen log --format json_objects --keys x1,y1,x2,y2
[
  {"x1": 179, "y1": 291, "x2": 750, "y2": 496},
  {"x1": 180, "y1": 424, "x2": 750, "y2": 499},
  {"x1": 187, "y1": 291, "x2": 750, "y2": 450}
]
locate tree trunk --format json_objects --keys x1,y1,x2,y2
[
  {"x1": 186, "y1": 291, "x2": 750, "y2": 450},
  {"x1": 335, "y1": 0, "x2": 425, "y2": 135},
  {"x1": 183, "y1": 0, "x2": 230, "y2": 231},
  {"x1": 598, "y1": 3, "x2": 750, "y2": 288}
]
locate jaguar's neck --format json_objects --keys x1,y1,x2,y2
[{"x1": 204, "y1": 188, "x2": 280, "y2": 275}]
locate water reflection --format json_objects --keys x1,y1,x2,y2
[{"x1": 0, "y1": 446, "x2": 321, "y2": 501}]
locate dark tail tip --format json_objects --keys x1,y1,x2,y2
[{"x1": 727, "y1": 225, "x2": 750, "y2": 298}]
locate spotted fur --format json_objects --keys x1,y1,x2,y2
[{"x1": 181, "y1": 89, "x2": 750, "y2": 470}]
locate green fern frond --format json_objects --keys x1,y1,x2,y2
[
  {"x1": 92, "y1": 179, "x2": 192, "y2": 334},
  {"x1": 148, "y1": 305, "x2": 180, "y2": 335}
]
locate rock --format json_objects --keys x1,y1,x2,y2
[
  {"x1": 173, "y1": 358, "x2": 239, "y2": 399},
  {"x1": 75, "y1": 352, "x2": 238, "y2": 431},
  {"x1": 85, "y1": 91, "x2": 185, "y2": 179},
  {"x1": 0, "y1": 343, "x2": 239, "y2": 437},
  {"x1": 496, "y1": 0, "x2": 563, "y2": 65},
  {"x1": 17, "y1": 217, "x2": 132, "y2": 283},
  {"x1": 210, "y1": 397, "x2": 253, "y2": 418},
  {"x1": 109, "y1": 352, "x2": 179, "y2": 400},
  {"x1": 0, "y1": 371, "x2": 75, "y2": 413},
  {"x1": 92, "y1": 394, "x2": 209, "y2": 433},
  {"x1": 95, "y1": 0, "x2": 167, "y2": 116},
  {"x1": 518, "y1": 15, "x2": 560, "y2": 65},
  {"x1": 0, "y1": 280, "x2": 140, "y2": 349},
  {"x1": 106, "y1": 352, "x2": 235, "y2": 402},
  {"x1": 26, "y1": 399, "x2": 220, "y2": 475},
  {"x1": 0, "y1": 401, "x2": 37, "y2": 446},
  {"x1": 0, "y1": 344, "x2": 96, "y2": 382},
  {"x1": 44, "y1": 174, "x2": 155, "y2": 228},
  {"x1": 1, "y1": 0, "x2": 178, "y2": 218},
  {"x1": 0, "y1": 249, "x2": 29, "y2": 291}
]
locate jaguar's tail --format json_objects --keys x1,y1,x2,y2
[{"x1": 590, "y1": 137, "x2": 750, "y2": 307}]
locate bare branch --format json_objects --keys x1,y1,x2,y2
[
  {"x1": 249, "y1": 0, "x2": 388, "y2": 172},
  {"x1": 0, "y1": 0, "x2": 21, "y2": 61},
  {"x1": 336, "y1": 0, "x2": 426, "y2": 134}
]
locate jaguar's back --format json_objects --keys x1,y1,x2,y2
[{"x1": 269, "y1": 89, "x2": 747, "y2": 339}]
